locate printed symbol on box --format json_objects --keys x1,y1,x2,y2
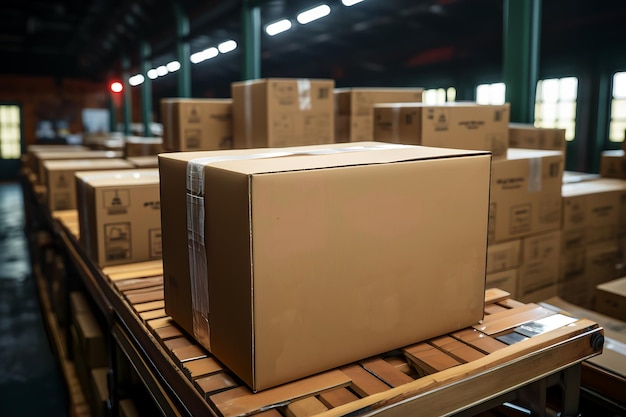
[
  {"x1": 434, "y1": 109, "x2": 449, "y2": 131},
  {"x1": 104, "y1": 189, "x2": 130, "y2": 215},
  {"x1": 272, "y1": 83, "x2": 295, "y2": 105},
  {"x1": 105, "y1": 222, "x2": 131, "y2": 262},
  {"x1": 185, "y1": 129, "x2": 201, "y2": 149},
  {"x1": 318, "y1": 87, "x2": 329, "y2": 99},
  {"x1": 149, "y1": 228, "x2": 162, "y2": 258},
  {"x1": 510, "y1": 204, "x2": 531, "y2": 234},
  {"x1": 188, "y1": 107, "x2": 201, "y2": 123}
]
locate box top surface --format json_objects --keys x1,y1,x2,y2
[
  {"x1": 125, "y1": 136, "x2": 163, "y2": 144},
  {"x1": 161, "y1": 98, "x2": 232, "y2": 104},
  {"x1": 597, "y1": 277, "x2": 626, "y2": 296},
  {"x1": 232, "y1": 78, "x2": 334, "y2": 87},
  {"x1": 601, "y1": 149, "x2": 624, "y2": 157},
  {"x1": 27, "y1": 145, "x2": 88, "y2": 152},
  {"x1": 562, "y1": 170, "x2": 601, "y2": 184},
  {"x1": 126, "y1": 155, "x2": 158, "y2": 163},
  {"x1": 334, "y1": 87, "x2": 424, "y2": 93},
  {"x1": 509, "y1": 123, "x2": 566, "y2": 132},
  {"x1": 75, "y1": 168, "x2": 159, "y2": 186},
  {"x1": 562, "y1": 178, "x2": 626, "y2": 196},
  {"x1": 43, "y1": 158, "x2": 133, "y2": 170},
  {"x1": 501, "y1": 148, "x2": 563, "y2": 160},
  {"x1": 35, "y1": 150, "x2": 123, "y2": 159},
  {"x1": 374, "y1": 101, "x2": 509, "y2": 109}
]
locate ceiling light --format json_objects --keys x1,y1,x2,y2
[
  {"x1": 156, "y1": 65, "x2": 168, "y2": 76},
  {"x1": 190, "y1": 47, "x2": 219, "y2": 64},
  {"x1": 147, "y1": 69, "x2": 158, "y2": 79},
  {"x1": 190, "y1": 51, "x2": 204, "y2": 64},
  {"x1": 129, "y1": 74, "x2": 145, "y2": 86},
  {"x1": 342, "y1": 0, "x2": 364, "y2": 5},
  {"x1": 265, "y1": 19, "x2": 292, "y2": 36},
  {"x1": 297, "y1": 4, "x2": 331, "y2": 24},
  {"x1": 166, "y1": 61, "x2": 181, "y2": 72},
  {"x1": 218, "y1": 40, "x2": 237, "y2": 53}
]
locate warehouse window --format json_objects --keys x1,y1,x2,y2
[
  {"x1": 609, "y1": 71, "x2": 626, "y2": 142},
  {"x1": 0, "y1": 105, "x2": 21, "y2": 159},
  {"x1": 534, "y1": 77, "x2": 578, "y2": 141},
  {"x1": 423, "y1": 87, "x2": 456, "y2": 104},
  {"x1": 476, "y1": 83, "x2": 505, "y2": 105}
]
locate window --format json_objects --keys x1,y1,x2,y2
[
  {"x1": 423, "y1": 87, "x2": 456, "y2": 105},
  {"x1": 0, "y1": 105, "x2": 21, "y2": 159},
  {"x1": 609, "y1": 71, "x2": 626, "y2": 142},
  {"x1": 534, "y1": 77, "x2": 578, "y2": 141},
  {"x1": 476, "y1": 82, "x2": 505, "y2": 105}
]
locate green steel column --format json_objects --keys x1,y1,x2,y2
[
  {"x1": 122, "y1": 56, "x2": 132, "y2": 135},
  {"x1": 174, "y1": 3, "x2": 191, "y2": 97},
  {"x1": 242, "y1": 0, "x2": 261, "y2": 80},
  {"x1": 503, "y1": 0, "x2": 541, "y2": 123},
  {"x1": 108, "y1": 94, "x2": 116, "y2": 132},
  {"x1": 140, "y1": 41, "x2": 153, "y2": 137}
]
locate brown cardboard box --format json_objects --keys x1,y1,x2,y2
[
  {"x1": 486, "y1": 269, "x2": 518, "y2": 297},
  {"x1": 489, "y1": 149, "x2": 564, "y2": 243},
  {"x1": 335, "y1": 88, "x2": 423, "y2": 142},
  {"x1": 159, "y1": 142, "x2": 491, "y2": 391},
  {"x1": 596, "y1": 277, "x2": 626, "y2": 321},
  {"x1": 508, "y1": 123, "x2": 566, "y2": 153},
  {"x1": 486, "y1": 239, "x2": 521, "y2": 274},
  {"x1": 24, "y1": 144, "x2": 88, "y2": 174},
  {"x1": 42, "y1": 159, "x2": 134, "y2": 211},
  {"x1": 75, "y1": 169, "x2": 162, "y2": 267},
  {"x1": 559, "y1": 241, "x2": 621, "y2": 308},
  {"x1": 126, "y1": 155, "x2": 159, "y2": 168},
  {"x1": 161, "y1": 98, "x2": 233, "y2": 151},
  {"x1": 600, "y1": 149, "x2": 626, "y2": 179},
  {"x1": 373, "y1": 102, "x2": 510, "y2": 158},
  {"x1": 34, "y1": 150, "x2": 124, "y2": 184},
  {"x1": 562, "y1": 170, "x2": 600, "y2": 184},
  {"x1": 561, "y1": 178, "x2": 626, "y2": 250},
  {"x1": 124, "y1": 136, "x2": 164, "y2": 157},
  {"x1": 232, "y1": 78, "x2": 335, "y2": 149},
  {"x1": 517, "y1": 230, "x2": 561, "y2": 302}
]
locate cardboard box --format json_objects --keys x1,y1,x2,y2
[
  {"x1": 517, "y1": 230, "x2": 561, "y2": 302},
  {"x1": 76, "y1": 169, "x2": 162, "y2": 267},
  {"x1": 373, "y1": 102, "x2": 510, "y2": 158},
  {"x1": 489, "y1": 149, "x2": 564, "y2": 243},
  {"x1": 42, "y1": 159, "x2": 134, "y2": 211},
  {"x1": 596, "y1": 277, "x2": 626, "y2": 321},
  {"x1": 600, "y1": 149, "x2": 626, "y2": 179},
  {"x1": 486, "y1": 239, "x2": 521, "y2": 274},
  {"x1": 232, "y1": 79, "x2": 335, "y2": 149},
  {"x1": 562, "y1": 170, "x2": 600, "y2": 184},
  {"x1": 508, "y1": 123, "x2": 566, "y2": 153},
  {"x1": 159, "y1": 142, "x2": 491, "y2": 391},
  {"x1": 161, "y1": 98, "x2": 233, "y2": 151},
  {"x1": 34, "y1": 150, "x2": 124, "y2": 184},
  {"x1": 126, "y1": 155, "x2": 159, "y2": 168},
  {"x1": 335, "y1": 88, "x2": 423, "y2": 142},
  {"x1": 124, "y1": 136, "x2": 164, "y2": 157},
  {"x1": 562, "y1": 178, "x2": 626, "y2": 250},
  {"x1": 559, "y1": 241, "x2": 621, "y2": 309},
  {"x1": 486, "y1": 269, "x2": 518, "y2": 297}
]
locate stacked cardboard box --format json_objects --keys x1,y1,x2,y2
[
  {"x1": 596, "y1": 276, "x2": 626, "y2": 320},
  {"x1": 75, "y1": 169, "x2": 162, "y2": 267},
  {"x1": 159, "y1": 142, "x2": 491, "y2": 391},
  {"x1": 335, "y1": 88, "x2": 423, "y2": 142},
  {"x1": 161, "y1": 98, "x2": 233, "y2": 151},
  {"x1": 485, "y1": 239, "x2": 520, "y2": 296},
  {"x1": 232, "y1": 79, "x2": 335, "y2": 149},
  {"x1": 373, "y1": 102, "x2": 510, "y2": 158},
  {"x1": 559, "y1": 178, "x2": 626, "y2": 308},
  {"x1": 508, "y1": 123, "x2": 567, "y2": 154},
  {"x1": 600, "y1": 149, "x2": 626, "y2": 179},
  {"x1": 125, "y1": 155, "x2": 159, "y2": 168},
  {"x1": 124, "y1": 136, "x2": 164, "y2": 157},
  {"x1": 33, "y1": 150, "x2": 124, "y2": 184}
]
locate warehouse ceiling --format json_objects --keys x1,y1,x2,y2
[{"x1": 1, "y1": 0, "x2": 626, "y2": 90}]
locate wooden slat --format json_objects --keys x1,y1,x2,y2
[
  {"x1": 318, "y1": 388, "x2": 359, "y2": 409},
  {"x1": 285, "y1": 396, "x2": 329, "y2": 417},
  {"x1": 122, "y1": 285, "x2": 164, "y2": 296},
  {"x1": 163, "y1": 337, "x2": 194, "y2": 352},
  {"x1": 146, "y1": 317, "x2": 174, "y2": 331},
  {"x1": 125, "y1": 289, "x2": 164, "y2": 305},
  {"x1": 451, "y1": 328, "x2": 509, "y2": 354},
  {"x1": 183, "y1": 357, "x2": 223, "y2": 380},
  {"x1": 133, "y1": 300, "x2": 165, "y2": 314},
  {"x1": 210, "y1": 370, "x2": 351, "y2": 417},
  {"x1": 195, "y1": 372, "x2": 238, "y2": 398},
  {"x1": 172, "y1": 345, "x2": 208, "y2": 364},
  {"x1": 484, "y1": 304, "x2": 508, "y2": 315},
  {"x1": 383, "y1": 356, "x2": 412, "y2": 375},
  {"x1": 429, "y1": 336, "x2": 485, "y2": 363},
  {"x1": 154, "y1": 325, "x2": 184, "y2": 341},
  {"x1": 339, "y1": 364, "x2": 389, "y2": 397},
  {"x1": 102, "y1": 259, "x2": 163, "y2": 276},
  {"x1": 403, "y1": 343, "x2": 461, "y2": 375},
  {"x1": 359, "y1": 358, "x2": 414, "y2": 387},
  {"x1": 138, "y1": 308, "x2": 166, "y2": 322},
  {"x1": 474, "y1": 305, "x2": 555, "y2": 335},
  {"x1": 484, "y1": 288, "x2": 510, "y2": 304},
  {"x1": 108, "y1": 267, "x2": 164, "y2": 282},
  {"x1": 497, "y1": 298, "x2": 526, "y2": 309}
]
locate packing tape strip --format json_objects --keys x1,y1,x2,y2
[
  {"x1": 244, "y1": 82, "x2": 253, "y2": 148},
  {"x1": 297, "y1": 79, "x2": 312, "y2": 111},
  {"x1": 528, "y1": 157, "x2": 542, "y2": 193}
]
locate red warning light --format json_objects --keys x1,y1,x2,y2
[{"x1": 110, "y1": 81, "x2": 123, "y2": 93}]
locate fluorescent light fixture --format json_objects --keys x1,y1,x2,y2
[
  {"x1": 156, "y1": 65, "x2": 168, "y2": 76},
  {"x1": 297, "y1": 4, "x2": 331, "y2": 24},
  {"x1": 147, "y1": 69, "x2": 158, "y2": 79},
  {"x1": 166, "y1": 61, "x2": 181, "y2": 72},
  {"x1": 218, "y1": 40, "x2": 237, "y2": 53},
  {"x1": 129, "y1": 74, "x2": 145, "y2": 86},
  {"x1": 190, "y1": 51, "x2": 204, "y2": 64},
  {"x1": 342, "y1": 0, "x2": 364, "y2": 6},
  {"x1": 266, "y1": 19, "x2": 292, "y2": 36},
  {"x1": 190, "y1": 47, "x2": 219, "y2": 64}
]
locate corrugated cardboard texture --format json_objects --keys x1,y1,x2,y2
[{"x1": 508, "y1": 123, "x2": 566, "y2": 153}]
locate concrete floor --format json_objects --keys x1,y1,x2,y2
[{"x1": 0, "y1": 182, "x2": 67, "y2": 417}]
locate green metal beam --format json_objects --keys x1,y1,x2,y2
[
  {"x1": 140, "y1": 41, "x2": 153, "y2": 137},
  {"x1": 174, "y1": 3, "x2": 191, "y2": 97},
  {"x1": 242, "y1": 0, "x2": 261, "y2": 80},
  {"x1": 121, "y1": 56, "x2": 132, "y2": 135},
  {"x1": 503, "y1": 0, "x2": 541, "y2": 123}
]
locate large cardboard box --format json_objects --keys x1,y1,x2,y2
[
  {"x1": 124, "y1": 136, "x2": 164, "y2": 157},
  {"x1": 335, "y1": 88, "x2": 423, "y2": 142},
  {"x1": 75, "y1": 169, "x2": 162, "y2": 267},
  {"x1": 517, "y1": 230, "x2": 561, "y2": 302},
  {"x1": 600, "y1": 149, "x2": 626, "y2": 179},
  {"x1": 24, "y1": 144, "x2": 88, "y2": 174},
  {"x1": 486, "y1": 239, "x2": 521, "y2": 274},
  {"x1": 486, "y1": 269, "x2": 518, "y2": 297},
  {"x1": 373, "y1": 102, "x2": 510, "y2": 158},
  {"x1": 596, "y1": 277, "x2": 626, "y2": 321},
  {"x1": 159, "y1": 142, "x2": 491, "y2": 391},
  {"x1": 161, "y1": 98, "x2": 233, "y2": 151},
  {"x1": 42, "y1": 159, "x2": 134, "y2": 211},
  {"x1": 34, "y1": 150, "x2": 124, "y2": 184},
  {"x1": 508, "y1": 123, "x2": 566, "y2": 153},
  {"x1": 126, "y1": 155, "x2": 158, "y2": 168},
  {"x1": 232, "y1": 79, "x2": 335, "y2": 149},
  {"x1": 561, "y1": 178, "x2": 626, "y2": 250},
  {"x1": 489, "y1": 149, "x2": 564, "y2": 243}
]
